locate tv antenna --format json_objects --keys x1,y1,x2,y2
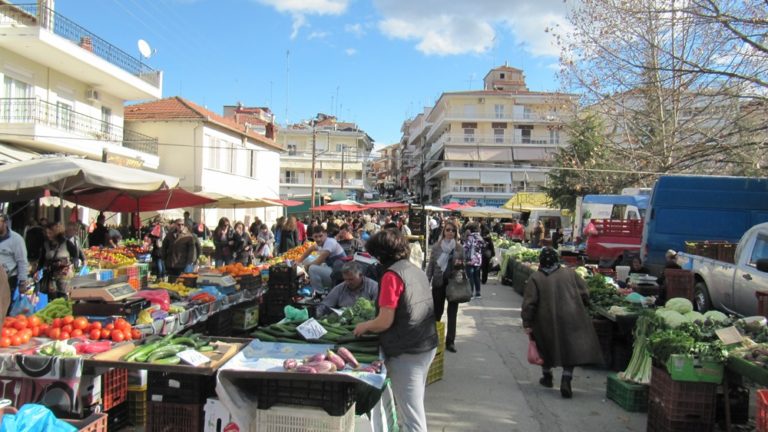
[{"x1": 137, "y1": 39, "x2": 155, "y2": 59}]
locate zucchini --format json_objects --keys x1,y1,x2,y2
[
  {"x1": 198, "y1": 345, "x2": 215, "y2": 352},
  {"x1": 336, "y1": 333, "x2": 379, "y2": 344},
  {"x1": 151, "y1": 355, "x2": 181, "y2": 365},
  {"x1": 124, "y1": 342, "x2": 160, "y2": 362},
  {"x1": 276, "y1": 337, "x2": 306, "y2": 343},
  {"x1": 170, "y1": 337, "x2": 197, "y2": 347},
  {"x1": 146, "y1": 344, "x2": 189, "y2": 362},
  {"x1": 251, "y1": 331, "x2": 278, "y2": 342}
]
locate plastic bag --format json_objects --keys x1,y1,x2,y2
[
  {"x1": 134, "y1": 289, "x2": 170, "y2": 311},
  {"x1": 527, "y1": 335, "x2": 545, "y2": 365},
  {"x1": 0, "y1": 403, "x2": 77, "y2": 432},
  {"x1": 9, "y1": 293, "x2": 35, "y2": 317},
  {"x1": 283, "y1": 305, "x2": 309, "y2": 322}
]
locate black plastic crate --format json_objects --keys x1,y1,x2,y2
[
  {"x1": 716, "y1": 385, "x2": 749, "y2": 426},
  {"x1": 268, "y1": 265, "x2": 298, "y2": 287},
  {"x1": 252, "y1": 378, "x2": 356, "y2": 416},
  {"x1": 206, "y1": 311, "x2": 233, "y2": 336},
  {"x1": 147, "y1": 401, "x2": 203, "y2": 432},
  {"x1": 106, "y1": 401, "x2": 129, "y2": 432},
  {"x1": 147, "y1": 371, "x2": 216, "y2": 404}
]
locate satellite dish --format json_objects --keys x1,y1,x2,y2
[{"x1": 137, "y1": 39, "x2": 153, "y2": 59}]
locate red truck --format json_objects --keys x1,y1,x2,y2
[{"x1": 585, "y1": 219, "x2": 644, "y2": 263}]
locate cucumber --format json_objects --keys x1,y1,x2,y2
[
  {"x1": 124, "y1": 342, "x2": 160, "y2": 362},
  {"x1": 198, "y1": 345, "x2": 215, "y2": 352},
  {"x1": 251, "y1": 331, "x2": 278, "y2": 342},
  {"x1": 170, "y1": 337, "x2": 197, "y2": 347},
  {"x1": 336, "y1": 333, "x2": 379, "y2": 344},
  {"x1": 151, "y1": 355, "x2": 181, "y2": 365},
  {"x1": 146, "y1": 344, "x2": 189, "y2": 362},
  {"x1": 276, "y1": 337, "x2": 307, "y2": 343}
]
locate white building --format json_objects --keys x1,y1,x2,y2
[
  {"x1": 401, "y1": 65, "x2": 577, "y2": 206},
  {"x1": 124, "y1": 97, "x2": 283, "y2": 226}
]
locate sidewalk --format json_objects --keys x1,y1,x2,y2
[{"x1": 425, "y1": 277, "x2": 647, "y2": 432}]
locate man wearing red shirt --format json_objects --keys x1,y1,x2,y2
[{"x1": 508, "y1": 219, "x2": 525, "y2": 242}]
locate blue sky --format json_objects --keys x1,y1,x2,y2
[{"x1": 56, "y1": 0, "x2": 570, "y2": 149}]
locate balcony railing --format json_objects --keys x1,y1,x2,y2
[
  {"x1": 1, "y1": 4, "x2": 161, "y2": 87},
  {"x1": 434, "y1": 133, "x2": 559, "y2": 147},
  {"x1": 284, "y1": 150, "x2": 362, "y2": 161},
  {"x1": 280, "y1": 177, "x2": 364, "y2": 187},
  {"x1": 0, "y1": 98, "x2": 158, "y2": 155}
]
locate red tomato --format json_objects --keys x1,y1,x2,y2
[
  {"x1": 105, "y1": 323, "x2": 114, "y2": 331},
  {"x1": 61, "y1": 325, "x2": 73, "y2": 334},
  {"x1": 52, "y1": 318, "x2": 62, "y2": 328},
  {"x1": 90, "y1": 321, "x2": 102, "y2": 331},
  {"x1": 0, "y1": 337, "x2": 10, "y2": 348},
  {"x1": 10, "y1": 335, "x2": 21, "y2": 346},
  {"x1": 48, "y1": 328, "x2": 61, "y2": 340},
  {"x1": 31, "y1": 327, "x2": 40, "y2": 337},
  {"x1": 38, "y1": 323, "x2": 49, "y2": 333},
  {"x1": 89, "y1": 329, "x2": 101, "y2": 340},
  {"x1": 5, "y1": 328, "x2": 16, "y2": 336},
  {"x1": 71, "y1": 329, "x2": 83, "y2": 338},
  {"x1": 59, "y1": 331, "x2": 70, "y2": 340},
  {"x1": 28, "y1": 316, "x2": 41, "y2": 327},
  {"x1": 20, "y1": 333, "x2": 30, "y2": 344},
  {"x1": 111, "y1": 331, "x2": 125, "y2": 342},
  {"x1": 100, "y1": 329, "x2": 111, "y2": 339},
  {"x1": 4, "y1": 317, "x2": 15, "y2": 327},
  {"x1": 122, "y1": 329, "x2": 132, "y2": 341},
  {"x1": 12, "y1": 321, "x2": 26, "y2": 331},
  {"x1": 62, "y1": 315, "x2": 74, "y2": 325},
  {"x1": 73, "y1": 317, "x2": 88, "y2": 331},
  {"x1": 131, "y1": 329, "x2": 142, "y2": 340},
  {"x1": 1, "y1": 328, "x2": 10, "y2": 338}
]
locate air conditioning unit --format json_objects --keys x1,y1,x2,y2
[{"x1": 85, "y1": 88, "x2": 100, "y2": 102}]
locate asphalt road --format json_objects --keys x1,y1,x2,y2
[{"x1": 424, "y1": 276, "x2": 648, "y2": 432}]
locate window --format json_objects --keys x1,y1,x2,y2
[
  {"x1": 464, "y1": 128, "x2": 475, "y2": 143},
  {"x1": 494, "y1": 128, "x2": 504, "y2": 144},
  {"x1": 287, "y1": 144, "x2": 296, "y2": 156},
  {"x1": 494, "y1": 104, "x2": 504, "y2": 119},
  {"x1": 521, "y1": 129, "x2": 531, "y2": 144},
  {"x1": 315, "y1": 170, "x2": 323, "y2": 179},
  {"x1": 101, "y1": 107, "x2": 111, "y2": 136},
  {"x1": 500, "y1": 73, "x2": 505, "y2": 79},
  {"x1": 549, "y1": 129, "x2": 560, "y2": 144},
  {"x1": 2, "y1": 76, "x2": 31, "y2": 122},
  {"x1": 523, "y1": 106, "x2": 533, "y2": 119},
  {"x1": 749, "y1": 234, "x2": 768, "y2": 266},
  {"x1": 336, "y1": 144, "x2": 345, "y2": 153},
  {"x1": 56, "y1": 101, "x2": 73, "y2": 130},
  {"x1": 284, "y1": 170, "x2": 295, "y2": 183}
]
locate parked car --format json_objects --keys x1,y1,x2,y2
[{"x1": 677, "y1": 222, "x2": 768, "y2": 315}]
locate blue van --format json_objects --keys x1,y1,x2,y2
[{"x1": 641, "y1": 175, "x2": 768, "y2": 275}]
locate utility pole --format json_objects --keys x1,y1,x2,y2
[
  {"x1": 340, "y1": 145, "x2": 345, "y2": 190},
  {"x1": 310, "y1": 124, "x2": 317, "y2": 208}
]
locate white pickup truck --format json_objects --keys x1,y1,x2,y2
[{"x1": 677, "y1": 222, "x2": 768, "y2": 316}]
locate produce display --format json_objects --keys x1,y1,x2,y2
[
  {"x1": 502, "y1": 243, "x2": 541, "y2": 263},
  {"x1": 122, "y1": 331, "x2": 217, "y2": 365},
  {"x1": 1, "y1": 315, "x2": 141, "y2": 347},
  {"x1": 149, "y1": 281, "x2": 195, "y2": 297},
  {"x1": 282, "y1": 348, "x2": 383, "y2": 374},
  {"x1": 84, "y1": 248, "x2": 138, "y2": 268},
  {"x1": 34, "y1": 298, "x2": 74, "y2": 323},
  {"x1": 267, "y1": 242, "x2": 314, "y2": 265},
  {"x1": 37, "y1": 340, "x2": 113, "y2": 357}
]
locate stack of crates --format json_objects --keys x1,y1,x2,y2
[
  {"x1": 137, "y1": 263, "x2": 150, "y2": 290},
  {"x1": 427, "y1": 321, "x2": 446, "y2": 385},
  {"x1": 102, "y1": 368, "x2": 129, "y2": 431},
  {"x1": 664, "y1": 269, "x2": 695, "y2": 302},
  {"x1": 128, "y1": 370, "x2": 148, "y2": 430},
  {"x1": 647, "y1": 366, "x2": 716, "y2": 432},
  {"x1": 146, "y1": 371, "x2": 216, "y2": 432},
  {"x1": 261, "y1": 265, "x2": 298, "y2": 326}
]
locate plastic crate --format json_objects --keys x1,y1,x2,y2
[
  {"x1": 593, "y1": 319, "x2": 613, "y2": 369},
  {"x1": 251, "y1": 403, "x2": 355, "y2": 432},
  {"x1": 436, "y1": 321, "x2": 446, "y2": 353},
  {"x1": 716, "y1": 385, "x2": 749, "y2": 426},
  {"x1": 147, "y1": 401, "x2": 204, "y2": 432},
  {"x1": 238, "y1": 274, "x2": 260, "y2": 290},
  {"x1": 647, "y1": 398, "x2": 713, "y2": 432},
  {"x1": 252, "y1": 378, "x2": 356, "y2": 416},
  {"x1": 268, "y1": 265, "x2": 298, "y2": 287},
  {"x1": 102, "y1": 368, "x2": 128, "y2": 411},
  {"x1": 649, "y1": 366, "x2": 716, "y2": 424},
  {"x1": 595, "y1": 268, "x2": 616, "y2": 279},
  {"x1": 665, "y1": 269, "x2": 695, "y2": 301},
  {"x1": 665, "y1": 354, "x2": 723, "y2": 384},
  {"x1": 427, "y1": 350, "x2": 444, "y2": 386},
  {"x1": 64, "y1": 413, "x2": 109, "y2": 432},
  {"x1": 758, "y1": 389, "x2": 768, "y2": 432},
  {"x1": 128, "y1": 388, "x2": 147, "y2": 428},
  {"x1": 606, "y1": 373, "x2": 648, "y2": 412},
  {"x1": 106, "y1": 401, "x2": 129, "y2": 432},
  {"x1": 181, "y1": 275, "x2": 198, "y2": 288},
  {"x1": 148, "y1": 371, "x2": 216, "y2": 404},
  {"x1": 206, "y1": 311, "x2": 234, "y2": 336}
]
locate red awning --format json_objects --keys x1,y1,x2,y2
[
  {"x1": 67, "y1": 188, "x2": 216, "y2": 213},
  {"x1": 311, "y1": 204, "x2": 366, "y2": 212},
  {"x1": 442, "y1": 202, "x2": 474, "y2": 210},
  {"x1": 267, "y1": 199, "x2": 304, "y2": 207},
  {"x1": 363, "y1": 201, "x2": 409, "y2": 210}
]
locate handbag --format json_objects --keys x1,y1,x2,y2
[
  {"x1": 527, "y1": 334, "x2": 545, "y2": 365},
  {"x1": 446, "y1": 270, "x2": 472, "y2": 303}
]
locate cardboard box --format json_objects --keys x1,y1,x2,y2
[
  {"x1": 79, "y1": 374, "x2": 102, "y2": 407},
  {"x1": 232, "y1": 305, "x2": 259, "y2": 330},
  {"x1": 204, "y1": 397, "x2": 240, "y2": 432}
]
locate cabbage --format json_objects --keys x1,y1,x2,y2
[
  {"x1": 703, "y1": 310, "x2": 728, "y2": 324},
  {"x1": 656, "y1": 309, "x2": 686, "y2": 328},
  {"x1": 684, "y1": 311, "x2": 705, "y2": 323},
  {"x1": 665, "y1": 298, "x2": 694, "y2": 315}
]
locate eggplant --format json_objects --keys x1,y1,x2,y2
[
  {"x1": 305, "y1": 360, "x2": 337, "y2": 373},
  {"x1": 295, "y1": 365, "x2": 318, "y2": 374},
  {"x1": 304, "y1": 353, "x2": 326, "y2": 363},
  {"x1": 283, "y1": 358, "x2": 298, "y2": 370},
  {"x1": 326, "y1": 350, "x2": 346, "y2": 370},
  {"x1": 336, "y1": 347, "x2": 360, "y2": 369}
]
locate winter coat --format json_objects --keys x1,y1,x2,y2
[
  {"x1": 463, "y1": 232, "x2": 484, "y2": 267},
  {"x1": 427, "y1": 240, "x2": 464, "y2": 289},
  {"x1": 279, "y1": 228, "x2": 298, "y2": 254},
  {"x1": 166, "y1": 233, "x2": 197, "y2": 270},
  {"x1": 521, "y1": 266, "x2": 603, "y2": 367}
]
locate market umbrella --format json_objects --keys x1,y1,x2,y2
[
  {"x1": 310, "y1": 204, "x2": 366, "y2": 212},
  {"x1": 196, "y1": 192, "x2": 280, "y2": 209},
  {"x1": 442, "y1": 202, "x2": 473, "y2": 210},
  {"x1": 325, "y1": 199, "x2": 363, "y2": 206},
  {"x1": 65, "y1": 187, "x2": 216, "y2": 213},
  {"x1": 363, "y1": 201, "x2": 409, "y2": 210},
  {"x1": 0, "y1": 156, "x2": 179, "y2": 221},
  {"x1": 265, "y1": 198, "x2": 303, "y2": 207}
]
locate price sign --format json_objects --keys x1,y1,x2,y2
[
  {"x1": 715, "y1": 326, "x2": 743, "y2": 345},
  {"x1": 297, "y1": 318, "x2": 328, "y2": 340},
  {"x1": 178, "y1": 349, "x2": 212, "y2": 367},
  {"x1": 409, "y1": 209, "x2": 425, "y2": 236}
]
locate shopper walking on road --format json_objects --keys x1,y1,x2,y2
[
  {"x1": 521, "y1": 247, "x2": 603, "y2": 398},
  {"x1": 463, "y1": 223, "x2": 484, "y2": 299},
  {"x1": 427, "y1": 221, "x2": 463, "y2": 353},
  {"x1": 354, "y1": 228, "x2": 437, "y2": 432}
]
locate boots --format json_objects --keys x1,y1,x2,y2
[
  {"x1": 560, "y1": 376, "x2": 572, "y2": 398},
  {"x1": 539, "y1": 372, "x2": 553, "y2": 388}
]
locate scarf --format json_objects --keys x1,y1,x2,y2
[{"x1": 437, "y1": 239, "x2": 455, "y2": 273}]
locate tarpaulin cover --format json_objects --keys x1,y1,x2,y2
[{"x1": 67, "y1": 188, "x2": 215, "y2": 212}]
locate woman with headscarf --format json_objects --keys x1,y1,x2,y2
[
  {"x1": 521, "y1": 247, "x2": 603, "y2": 398},
  {"x1": 427, "y1": 221, "x2": 464, "y2": 352}
]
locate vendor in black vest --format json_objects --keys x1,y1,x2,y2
[{"x1": 354, "y1": 228, "x2": 438, "y2": 432}]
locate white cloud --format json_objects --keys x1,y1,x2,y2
[
  {"x1": 344, "y1": 23, "x2": 365, "y2": 37},
  {"x1": 256, "y1": 0, "x2": 350, "y2": 39},
  {"x1": 373, "y1": 0, "x2": 568, "y2": 57},
  {"x1": 345, "y1": 48, "x2": 358, "y2": 56},
  {"x1": 308, "y1": 31, "x2": 330, "y2": 40}
]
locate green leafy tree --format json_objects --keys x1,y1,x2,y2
[{"x1": 544, "y1": 114, "x2": 642, "y2": 211}]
